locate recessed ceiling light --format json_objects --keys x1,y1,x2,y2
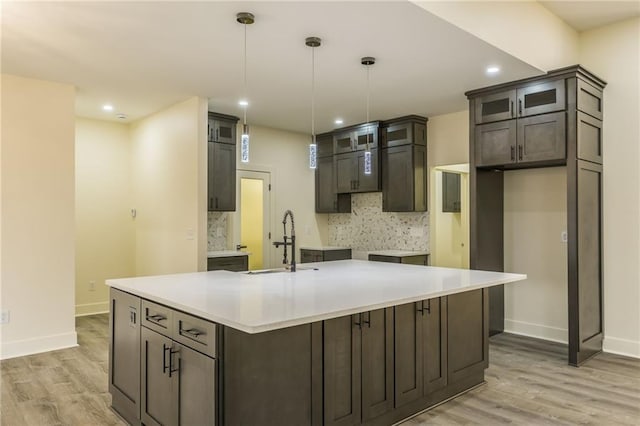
[
  {"x1": 486, "y1": 66, "x2": 500, "y2": 74},
  {"x1": 335, "y1": 118, "x2": 344, "y2": 125},
  {"x1": 238, "y1": 100, "x2": 249, "y2": 107},
  {"x1": 102, "y1": 104, "x2": 114, "y2": 111}
]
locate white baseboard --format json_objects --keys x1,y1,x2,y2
[
  {"x1": 0, "y1": 331, "x2": 78, "y2": 360},
  {"x1": 504, "y1": 318, "x2": 568, "y2": 344},
  {"x1": 75, "y1": 301, "x2": 109, "y2": 317},
  {"x1": 603, "y1": 336, "x2": 640, "y2": 359}
]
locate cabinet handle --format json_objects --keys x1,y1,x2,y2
[
  {"x1": 129, "y1": 308, "x2": 137, "y2": 326},
  {"x1": 425, "y1": 299, "x2": 431, "y2": 314},
  {"x1": 215, "y1": 197, "x2": 219, "y2": 209},
  {"x1": 216, "y1": 128, "x2": 219, "y2": 140},
  {"x1": 510, "y1": 101, "x2": 514, "y2": 118},
  {"x1": 209, "y1": 198, "x2": 213, "y2": 210},
  {"x1": 162, "y1": 343, "x2": 170, "y2": 374},
  {"x1": 147, "y1": 313, "x2": 166, "y2": 324},
  {"x1": 362, "y1": 311, "x2": 371, "y2": 328},
  {"x1": 168, "y1": 347, "x2": 180, "y2": 378},
  {"x1": 353, "y1": 313, "x2": 362, "y2": 329},
  {"x1": 182, "y1": 328, "x2": 204, "y2": 340},
  {"x1": 510, "y1": 146, "x2": 515, "y2": 161},
  {"x1": 416, "y1": 301, "x2": 424, "y2": 316},
  {"x1": 518, "y1": 145, "x2": 523, "y2": 160},
  {"x1": 518, "y1": 99, "x2": 523, "y2": 115}
]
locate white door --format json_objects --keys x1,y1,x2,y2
[{"x1": 231, "y1": 170, "x2": 271, "y2": 270}]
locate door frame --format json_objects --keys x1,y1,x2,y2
[{"x1": 230, "y1": 168, "x2": 272, "y2": 269}]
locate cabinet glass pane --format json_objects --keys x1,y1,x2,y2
[
  {"x1": 481, "y1": 98, "x2": 510, "y2": 118},
  {"x1": 387, "y1": 128, "x2": 408, "y2": 143},
  {"x1": 218, "y1": 125, "x2": 233, "y2": 140},
  {"x1": 524, "y1": 89, "x2": 556, "y2": 109}
]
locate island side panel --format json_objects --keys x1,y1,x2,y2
[{"x1": 221, "y1": 323, "x2": 317, "y2": 426}]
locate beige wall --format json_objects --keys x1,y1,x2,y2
[
  {"x1": 75, "y1": 118, "x2": 134, "y2": 315},
  {"x1": 234, "y1": 125, "x2": 327, "y2": 268},
  {"x1": 579, "y1": 18, "x2": 640, "y2": 357},
  {"x1": 130, "y1": 97, "x2": 209, "y2": 276},
  {"x1": 504, "y1": 168, "x2": 569, "y2": 342},
  {"x1": 427, "y1": 110, "x2": 469, "y2": 167},
  {"x1": 1, "y1": 75, "x2": 77, "y2": 359},
  {"x1": 414, "y1": 1, "x2": 579, "y2": 71}
]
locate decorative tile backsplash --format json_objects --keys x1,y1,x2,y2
[
  {"x1": 207, "y1": 212, "x2": 228, "y2": 251},
  {"x1": 328, "y1": 193, "x2": 429, "y2": 252}
]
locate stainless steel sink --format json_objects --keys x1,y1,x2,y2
[{"x1": 245, "y1": 266, "x2": 319, "y2": 275}]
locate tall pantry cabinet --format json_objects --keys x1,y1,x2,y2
[{"x1": 466, "y1": 65, "x2": 606, "y2": 366}]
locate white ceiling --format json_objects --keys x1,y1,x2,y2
[
  {"x1": 1, "y1": 1, "x2": 569, "y2": 134},
  {"x1": 541, "y1": 1, "x2": 640, "y2": 32}
]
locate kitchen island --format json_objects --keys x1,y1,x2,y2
[{"x1": 107, "y1": 260, "x2": 525, "y2": 426}]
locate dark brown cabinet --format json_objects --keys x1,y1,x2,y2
[
  {"x1": 447, "y1": 290, "x2": 488, "y2": 382},
  {"x1": 394, "y1": 298, "x2": 447, "y2": 408},
  {"x1": 368, "y1": 253, "x2": 429, "y2": 266},
  {"x1": 336, "y1": 150, "x2": 380, "y2": 194},
  {"x1": 208, "y1": 112, "x2": 238, "y2": 212},
  {"x1": 381, "y1": 116, "x2": 428, "y2": 212},
  {"x1": 442, "y1": 172, "x2": 461, "y2": 213},
  {"x1": 468, "y1": 67, "x2": 607, "y2": 366},
  {"x1": 207, "y1": 255, "x2": 248, "y2": 272},
  {"x1": 324, "y1": 308, "x2": 394, "y2": 425},
  {"x1": 316, "y1": 133, "x2": 352, "y2": 213},
  {"x1": 300, "y1": 248, "x2": 352, "y2": 263},
  {"x1": 109, "y1": 289, "x2": 141, "y2": 426},
  {"x1": 475, "y1": 111, "x2": 566, "y2": 168}
]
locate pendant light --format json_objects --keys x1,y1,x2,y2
[
  {"x1": 306, "y1": 36, "x2": 321, "y2": 169},
  {"x1": 237, "y1": 12, "x2": 254, "y2": 163},
  {"x1": 361, "y1": 56, "x2": 375, "y2": 175}
]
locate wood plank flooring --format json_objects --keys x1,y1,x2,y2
[{"x1": 1, "y1": 315, "x2": 639, "y2": 425}]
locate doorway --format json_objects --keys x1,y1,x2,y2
[
  {"x1": 430, "y1": 164, "x2": 469, "y2": 268},
  {"x1": 232, "y1": 170, "x2": 271, "y2": 270}
]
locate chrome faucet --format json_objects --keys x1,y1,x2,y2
[{"x1": 273, "y1": 210, "x2": 296, "y2": 272}]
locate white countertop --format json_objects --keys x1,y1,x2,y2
[
  {"x1": 299, "y1": 246, "x2": 351, "y2": 251},
  {"x1": 107, "y1": 260, "x2": 525, "y2": 334},
  {"x1": 207, "y1": 250, "x2": 250, "y2": 258},
  {"x1": 368, "y1": 250, "x2": 430, "y2": 257}
]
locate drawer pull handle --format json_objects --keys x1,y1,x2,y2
[
  {"x1": 169, "y1": 347, "x2": 180, "y2": 377},
  {"x1": 147, "y1": 314, "x2": 166, "y2": 323},
  {"x1": 182, "y1": 328, "x2": 204, "y2": 339}
]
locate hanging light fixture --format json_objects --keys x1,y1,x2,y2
[
  {"x1": 237, "y1": 12, "x2": 254, "y2": 163},
  {"x1": 306, "y1": 36, "x2": 321, "y2": 169},
  {"x1": 361, "y1": 56, "x2": 375, "y2": 175}
]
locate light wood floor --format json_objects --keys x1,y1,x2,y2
[{"x1": 1, "y1": 315, "x2": 638, "y2": 425}]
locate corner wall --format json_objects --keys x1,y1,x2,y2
[
  {"x1": 1, "y1": 74, "x2": 77, "y2": 359},
  {"x1": 130, "y1": 97, "x2": 208, "y2": 276},
  {"x1": 75, "y1": 118, "x2": 135, "y2": 315},
  {"x1": 579, "y1": 18, "x2": 640, "y2": 358}
]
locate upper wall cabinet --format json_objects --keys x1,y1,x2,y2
[
  {"x1": 474, "y1": 79, "x2": 566, "y2": 124},
  {"x1": 334, "y1": 122, "x2": 379, "y2": 154},
  {"x1": 208, "y1": 112, "x2": 239, "y2": 212}
]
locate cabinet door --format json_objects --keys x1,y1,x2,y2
[
  {"x1": 382, "y1": 145, "x2": 413, "y2": 212},
  {"x1": 517, "y1": 111, "x2": 566, "y2": 164},
  {"x1": 577, "y1": 79, "x2": 603, "y2": 120},
  {"x1": 317, "y1": 133, "x2": 334, "y2": 158},
  {"x1": 316, "y1": 155, "x2": 338, "y2": 212},
  {"x1": 442, "y1": 172, "x2": 461, "y2": 213},
  {"x1": 211, "y1": 118, "x2": 236, "y2": 144},
  {"x1": 474, "y1": 89, "x2": 516, "y2": 124},
  {"x1": 394, "y1": 302, "x2": 423, "y2": 408},
  {"x1": 334, "y1": 130, "x2": 355, "y2": 154},
  {"x1": 209, "y1": 141, "x2": 236, "y2": 211},
  {"x1": 177, "y1": 344, "x2": 216, "y2": 426},
  {"x1": 361, "y1": 308, "x2": 394, "y2": 422},
  {"x1": 324, "y1": 314, "x2": 361, "y2": 426},
  {"x1": 475, "y1": 120, "x2": 517, "y2": 167},
  {"x1": 576, "y1": 112, "x2": 603, "y2": 164},
  {"x1": 109, "y1": 289, "x2": 141, "y2": 425},
  {"x1": 354, "y1": 125, "x2": 378, "y2": 151},
  {"x1": 447, "y1": 289, "x2": 488, "y2": 384},
  {"x1": 335, "y1": 153, "x2": 355, "y2": 193},
  {"x1": 207, "y1": 256, "x2": 248, "y2": 272},
  {"x1": 141, "y1": 327, "x2": 178, "y2": 426},
  {"x1": 517, "y1": 79, "x2": 565, "y2": 117},
  {"x1": 355, "y1": 149, "x2": 379, "y2": 192},
  {"x1": 423, "y1": 298, "x2": 447, "y2": 394}
]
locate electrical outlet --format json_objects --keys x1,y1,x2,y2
[
  {"x1": 0, "y1": 310, "x2": 10, "y2": 324},
  {"x1": 186, "y1": 228, "x2": 195, "y2": 240},
  {"x1": 89, "y1": 280, "x2": 96, "y2": 291},
  {"x1": 561, "y1": 231, "x2": 568, "y2": 243}
]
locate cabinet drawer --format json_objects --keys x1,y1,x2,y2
[
  {"x1": 173, "y1": 311, "x2": 217, "y2": 358},
  {"x1": 323, "y1": 249, "x2": 352, "y2": 262},
  {"x1": 142, "y1": 300, "x2": 173, "y2": 337},
  {"x1": 300, "y1": 250, "x2": 322, "y2": 263},
  {"x1": 577, "y1": 111, "x2": 603, "y2": 164},
  {"x1": 577, "y1": 79, "x2": 603, "y2": 120}
]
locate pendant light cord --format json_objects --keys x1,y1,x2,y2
[
  {"x1": 366, "y1": 63, "x2": 371, "y2": 150},
  {"x1": 243, "y1": 22, "x2": 248, "y2": 126},
  {"x1": 311, "y1": 44, "x2": 316, "y2": 143}
]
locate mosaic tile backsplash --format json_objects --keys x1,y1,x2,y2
[
  {"x1": 328, "y1": 193, "x2": 429, "y2": 252},
  {"x1": 207, "y1": 212, "x2": 228, "y2": 251}
]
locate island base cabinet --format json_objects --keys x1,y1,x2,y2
[
  {"x1": 141, "y1": 327, "x2": 216, "y2": 426},
  {"x1": 109, "y1": 288, "x2": 141, "y2": 426},
  {"x1": 323, "y1": 308, "x2": 394, "y2": 426}
]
